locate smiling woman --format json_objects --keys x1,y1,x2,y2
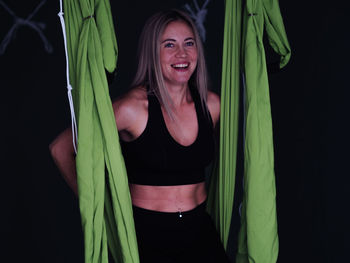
[
  {"x1": 114, "y1": 10, "x2": 227, "y2": 262},
  {"x1": 50, "y1": 9, "x2": 227, "y2": 263}
]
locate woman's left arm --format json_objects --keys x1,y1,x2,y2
[{"x1": 207, "y1": 91, "x2": 220, "y2": 129}]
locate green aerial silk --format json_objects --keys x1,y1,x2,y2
[
  {"x1": 236, "y1": 0, "x2": 291, "y2": 263},
  {"x1": 208, "y1": 0, "x2": 291, "y2": 262},
  {"x1": 207, "y1": 0, "x2": 242, "y2": 249},
  {"x1": 61, "y1": 0, "x2": 290, "y2": 262},
  {"x1": 63, "y1": 0, "x2": 139, "y2": 262}
]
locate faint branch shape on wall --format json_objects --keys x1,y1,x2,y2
[
  {"x1": 0, "y1": 0, "x2": 53, "y2": 55},
  {"x1": 184, "y1": 0, "x2": 210, "y2": 42}
]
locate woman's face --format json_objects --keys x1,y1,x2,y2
[{"x1": 159, "y1": 21, "x2": 198, "y2": 88}]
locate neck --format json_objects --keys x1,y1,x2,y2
[{"x1": 166, "y1": 83, "x2": 192, "y2": 108}]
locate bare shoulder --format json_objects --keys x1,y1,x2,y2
[
  {"x1": 112, "y1": 86, "x2": 148, "y2": 133},
  {"x1": 206, "y1": 90, "x2": 220, "y2": 127}
]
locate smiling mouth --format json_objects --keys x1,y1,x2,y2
[{"x1": 171, "y1": 63, "x2": 189, "y2": 69}]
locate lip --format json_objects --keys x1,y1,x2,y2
[{"x1": 171, "y1": 62, "x2": 190, "y2": 70}]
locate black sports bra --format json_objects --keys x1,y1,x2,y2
[{"x1": 120, "y1": 87, "x2": 215, "y2": 186}]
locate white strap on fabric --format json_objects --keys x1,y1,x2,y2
[{"x1": 58, "y1": 0, "x2": 78, "y2": 153}]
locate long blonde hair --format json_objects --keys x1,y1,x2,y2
[{"x1": 131, "y1": 9, "x2": 209, "y2": 117}]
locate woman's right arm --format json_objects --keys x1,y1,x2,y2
[
  {"x1": 50, "y1": 87, "x2": 147, "y2": 195},
  {"x1": 49, "y1": 128, "x2": 78, "y2": 196}
]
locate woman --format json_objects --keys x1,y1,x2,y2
[{"x1": 50, "y1": 9, "x2": 229, "y2": 263}]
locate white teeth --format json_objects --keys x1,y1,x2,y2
[{"x1": 172, "y1": 63, "x2": 188, "y2": 68}]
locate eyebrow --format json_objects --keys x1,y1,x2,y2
[{"x1": 161, "y1": 37, "x2": 195, "y2": 43}]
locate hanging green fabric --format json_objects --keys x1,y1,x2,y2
[
  {"x1": 63, "y1": 0, "x2": 139, "y2": 262},
  {"x1": 207, "y1": 0, "x2": 242, "y2": 249},
  {"x1": 236, "y1": 0, "x2": 291, "y2": 262}
]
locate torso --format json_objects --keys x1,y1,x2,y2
[
  {"x1": 129, "y1": 183, "x2": 207, "y2": 212},
  {"x1": 113, "y1": 86, "x2": 220, "y2": 212}
]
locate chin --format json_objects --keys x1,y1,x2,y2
[{"x1": 173, "y1": 78, "x2": 192, "y2": 86}]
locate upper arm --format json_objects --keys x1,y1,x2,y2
[
  {"x1": 112, "y1": 87, "x2": 148, "y2": 140},
  {"x1": 207, "y1": 91, "x2": 220, "y2": 128},
  {"x1": 112, "y1": 97, "x2": 135, "y2": 132}
]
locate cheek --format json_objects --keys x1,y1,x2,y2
[
  {"x1": 160, "y1": 52, "x2": 173, "y2": 67},
  {"x1": 191, "y1": 49, "x2": 198, "y2": 62},
  {"x1": 191, "y1": 52, "x2": 198, "y2": 68},
  {"x1": 160, "y1": 53, "x2": 170, "y2": 72}
]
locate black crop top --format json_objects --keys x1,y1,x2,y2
[{"x1": 120, "y1": 87, "x2": 215, "y2": 186}]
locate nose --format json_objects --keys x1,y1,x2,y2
[{"x1": 175, "y1": 46, "x2": 187, "y2": 58}]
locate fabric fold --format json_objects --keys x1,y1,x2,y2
[{"x1": 62, "y1": 0, "x2": 139, "y2": 262}]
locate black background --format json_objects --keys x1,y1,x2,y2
[{"x1": 1, "y1": 0, "x2": 348, "y2": 262}]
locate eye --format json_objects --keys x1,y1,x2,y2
[
  {"x1": 185, "y1": 41, "x2": 195, "y2": 47},
  {"x1": 164, "y1": 42, "x2": 174, "y2": 48}
]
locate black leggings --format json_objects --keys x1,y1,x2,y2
[{"x1": 132, "y1": 202, "x2": 230, "y2": 263}]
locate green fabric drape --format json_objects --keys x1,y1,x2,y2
[
  {"x1": 207, "y1": 0, "x2": 242, "y2": 249},
  {"x1": 208, "y1": 0, "x2": 291, "y2": 262},
  {"x1": 63, "y1": 1, "x2": 139, "y2": 262},
  {"x1": 236, "y1": 0, "x2": 291, "y2": 263}
]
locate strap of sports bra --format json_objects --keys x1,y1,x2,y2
[{"x1": 147, "y1": 92, "x2": 163, "y2": 131}]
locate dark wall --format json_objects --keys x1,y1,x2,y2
[
  {"x1": 1, "y1": 0, "x2": 348, "y2": 262},
  {"x1": 268, "y1": 2, "x2": 349, "y2": 262}
]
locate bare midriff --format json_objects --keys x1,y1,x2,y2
[{"x1": 129, "y1": 182, "x2": 207, "y2": 212}]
